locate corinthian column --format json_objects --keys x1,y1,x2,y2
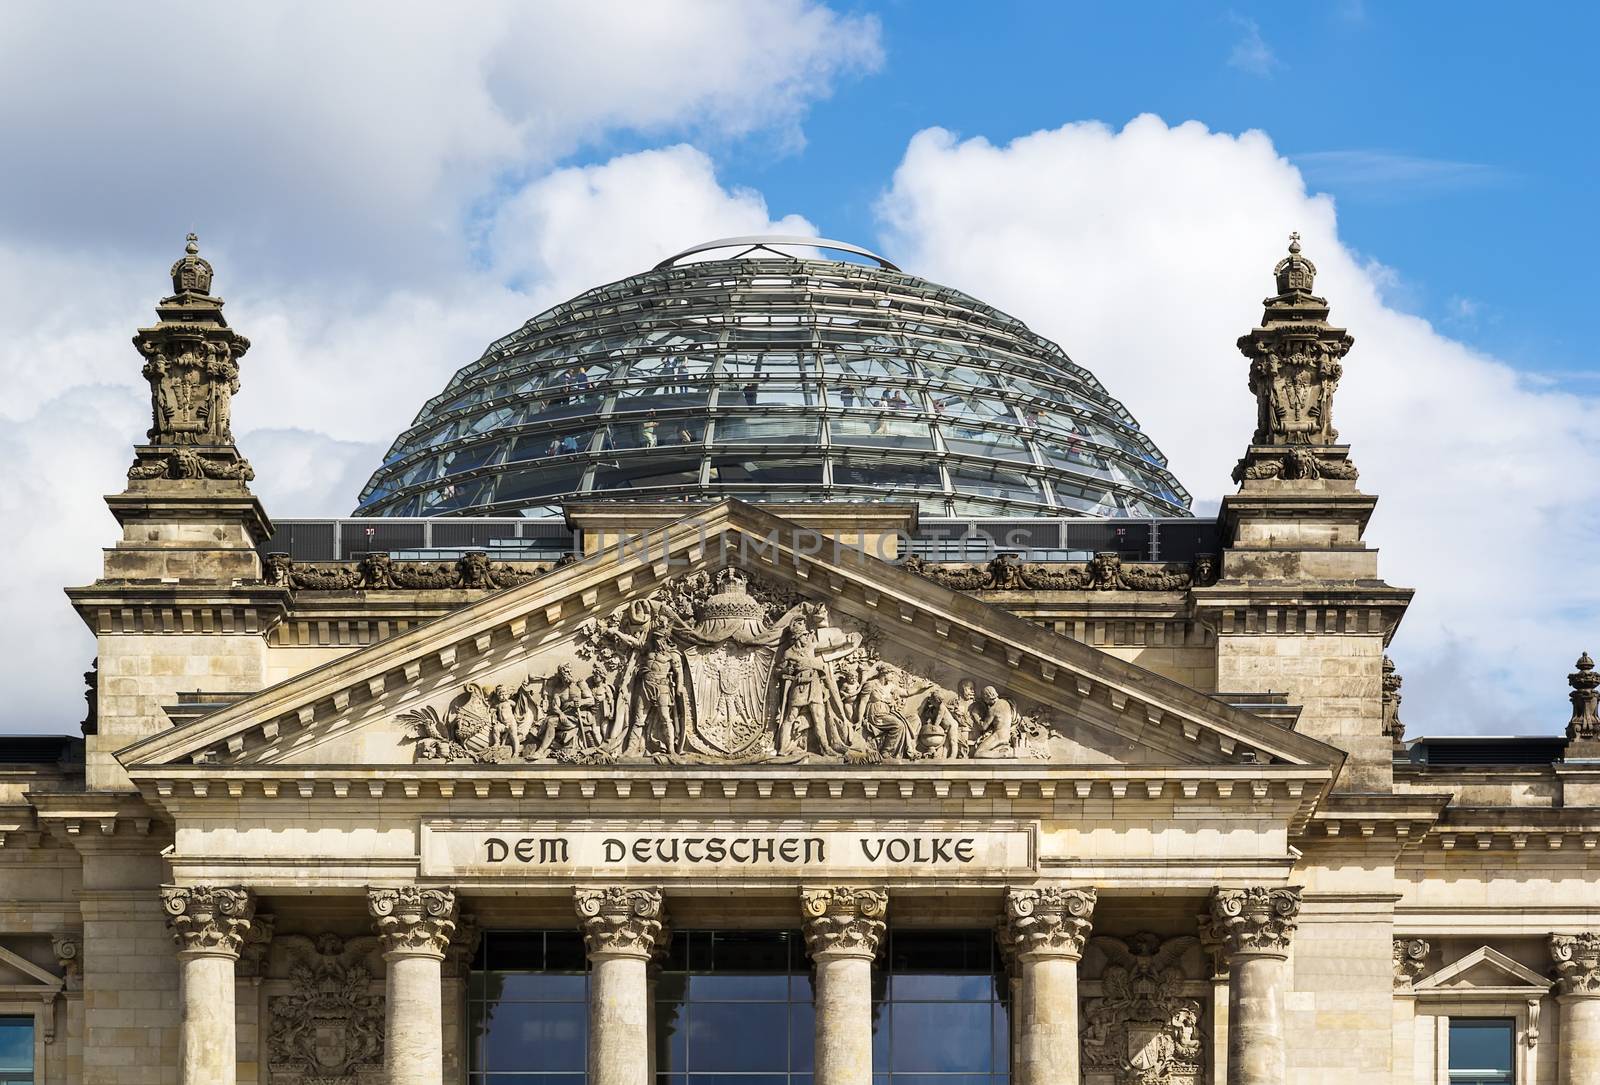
[
  {"x1": 1209, "y1": 886, "x2": 1301, "y2": 1085},
  {"x1": 1003, "y1": 886, "x2": 1095, "y2": 1085},
  {"x1": 576, "y1": 886, "x2": 666, "y2": 1085},
  {"x1": 369, "y1": 886, "x2": 458, "y2": 1085},
  {"x1": 162, "y1": 885, "x2": 255, "y2": 1085},
  {"x1": 1551, "y1": 933, "x2": 1600, "y2": 1085},
  {"x1": 801, "y1": 887, "x2": 888, "y2": 1085}
]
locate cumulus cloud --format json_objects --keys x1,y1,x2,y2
[
  {"x1": 0, "y1": 4, "x2": 860, "y2": 733},
  {"x1": 876, "y1": 115, "x2": 1600, "y2": 737}
]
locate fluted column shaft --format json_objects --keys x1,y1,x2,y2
[
  {"x1": 802, "y1": 887, "x2": 888, "y2": 1085},
  {"x1": 1003, "y1": 886, "x2": 1095, "y2": 1085},
  {"x1": 577, "y1": 887, "x2": 666, "y2": 1085},
  {"x1": 1552, "y1": 933, "x2": 1600, "y2": 1085},
  {"x1": 1209, "y1": 886, "x2": 1301, "y2": 1085},
  {"x1": 162, "y1": 885, "x2": 254, "y2": 1085},
  {"x1": 369, "y1": 886, "x2": 458, "y2": 1085}
]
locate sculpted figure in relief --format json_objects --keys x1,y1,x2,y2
[{"x1": 401, "y1": 567, "x2": 1052, "y2": 765}]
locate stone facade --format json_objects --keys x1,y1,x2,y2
[{"x1": 0, "y1": 235, "x2": 1594, "y2": 1085}]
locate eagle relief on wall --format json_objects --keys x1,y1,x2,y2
[
  {"x1": 399, "y1": 568, "x2": 1052, "y2": 765},
  {"x1": 267, "y1": 934, "x2": 384, "y2": 1085},
  {"x1": 1082, "y1": 933, "x2": 1204, "y2": 1085}
]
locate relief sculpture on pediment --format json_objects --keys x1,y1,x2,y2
[{"x1": 399, "y1": 567, "x2": 1051, "y2": 765}]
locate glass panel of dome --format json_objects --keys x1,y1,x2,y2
[
  {"x1": 713, "y1": 416, "x2": 820, "y2": 445},
  {"x1": 832, "y1": 457, "x2": 943, "y2": 491},
  {"x1": 946, "y1": 462, "x2": 1049, "y2": 507},
  {"x1": 419, "y1": 476, "x2": 495, "y2": 514},
  {"x1": 1053, "y1": 478, "x2": 1119, "y2": 515},
  {"x1": 833, "y1": 386, "x2": 922, "y2": 413},
  {"x1": 493, "y1": 463, "x2": 587, "y2": 506},
  {"x1": 396, "y1": 454, "x2": 444, "y2": 487},
  {"x1": 437, "y1": 440, "x2": 507, "y2": 475},
  {"x1": 715, "y1": 382, "x2": 820, "y2": 408},
  {"x1": 820, "y1": 351, "x2": 917, "y2": 380},
  {"x1": 613, "y1": 379, "x2": 713, "y2": 410},
  {"x1": 930, "y1": 390, "x2": 1016, "y2": 425},
  {"x1": 939, "y1": 426, "x2": 1033, "y2": 463},
  {"x1": 827, "y1": 416, "x2": 935, "y2": 451},
  {"x1": 1036, "y1": 435, "x2": 1115, "y2": 478},
  {"x1": 708, "y1": 456, "x2": 824, "y2": 487},
  {"x1": 593, "y1": 454, "x2": 702, "y2": 492}
]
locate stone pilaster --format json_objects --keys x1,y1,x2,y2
[
  {"x1": 1551, "y1": 933, "x2": 1600, "y2": 1085},
  {"x1": 1004, "y1": 886, "x2": 1095, "y2": 1085},
  {"x1": 369, "y1": 886, "x2": 457, "y2": 1085},
  {"x1": 1209, "y1": 886, "x2": 1300, "y2": 1085},
  {"x1": 1392, "y1": 938, "x2": 1430, "y2": 1085},
  {"x1": 577, "y1": 887, "x2": 666, "y2": 1085},
  {"x1": 802, "y1": 887, "x2": 888, "y2": 1085},
  {"x1": 162, "y1": 885, "x2": 254, "y2": 1085}
]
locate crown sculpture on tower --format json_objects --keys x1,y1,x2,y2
[
  {"x1": 125, "y1": 234, "x2": 255, "y2": 486},
  {"x1": 1232, "y1": 233, "x2": 1360, "y2": 484}
]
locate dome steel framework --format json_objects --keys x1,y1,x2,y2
[{"x1": 355, "y1": 239, "x2": 1192, "y2": 519}]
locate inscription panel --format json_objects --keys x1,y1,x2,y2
[{"x1": 422, "y1": 821, "x2": 1036, "y2": 879}]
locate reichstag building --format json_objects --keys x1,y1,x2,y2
[{"x1": 1, "y1": 233, "x2": 1594, "y2": 1085}]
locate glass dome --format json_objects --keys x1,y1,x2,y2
[{"x1": 354, "y1": 238, "x2": 1191, "y2": 519}]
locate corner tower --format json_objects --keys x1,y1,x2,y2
[
  {"x1": 1193, "y1": 235, "x2": 1413, "y2": 791},
  {"x1": 68, "y1": 236, "x2": 284, "y2": 790}
]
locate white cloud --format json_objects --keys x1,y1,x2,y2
[
  {"x1": 1227, "y1": 15, "x2": 1279, "y2": 76},
  {"x1": 876, "y1": 115, "x2": 1600, "y2": 737},
  {"x1": 0, "y1": 4, "x2": 862, "y2": 733}
]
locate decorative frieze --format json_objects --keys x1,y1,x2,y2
[
  {"x1": 1207, "y1": 886, "x2": 1301, "y2": 958},
  {"x1": 161, "y1": 885, "x2": 255, "y2": 956},
  {"x1": 800, "y1": 887, "x2": 888, "y2": 959},
  {"x1": 267, "y1": 933, "x2": 384, "y2": 1085},
  {"x1": 262, "y1": 551, "x2": 562, "y2": 592},
  {"x1": 1003, "y1": 886, "x2": 1096, "y2": 958},
  {"x1": 367, "y1": 887, "x2": 457, "y2": 958},
  {"x1": 574, "y1": 886, "x2": 666, "y2": 958},
  {"x1": 1082, "y1": 933, "x2": 1202, "y2": 1085},
  {"x1": 1551, "y1": 933, "x2": 1600, "y2": 996},
  {"x1": 900, "y1": 550, "x2": 1213, "y2": 593},
  {"x1": 400, "y1": 567, "x2": 1050, "y2": 765},
  {"x1": 1394, "y1": 938, "x2": 1430, "y2": 989}
]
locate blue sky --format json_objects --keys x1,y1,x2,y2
[
  {"x1": 675, "y1": 2, "x2": 1596, "y2": 387},
  {"x1": 1, "y1": 1, "x2": 1597, "y2": 736}
]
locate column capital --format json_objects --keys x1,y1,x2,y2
[
  {"x1": 161, "y1": 884, "x2": 255, "y2": 957},
  {"x1": 1551, "y1": 932, "x2": 1600, "y2": 996},
  {"x1": 1208, "y1": 886, "x2": 1301, "y2": 959},
  {"x1": 1394, "y1": 938, "x2": 1430, "y2": 989},
  {"x1": 1003, "y1": 885, "x2": 1095, "y2": 959},
  {"x1": 801, "y1": 886, "x2": 888, "y2": 960},
  {"x1": 575, "y1": 886, "x2": 666, "y2": 959},
  {"x1": 368, "y1": 886, "x2": 458, "y2": 959}
]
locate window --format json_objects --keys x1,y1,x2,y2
[
  {"x1": 655, "y1": 929, "x2": 814, "y2": 1084},
  {"x1": 1448, "y1": 1018, "x2": 1514, "y2": 1085},
  {"x1": 872, "y1": 930, "x2": 1010, "y2": 1084},
  {"x1": 468, "y1": 931, "x2": 589, "y2": 1084},
  {"x1": 0, "y1": 1016, "x2": 32, "y2": 1085}
]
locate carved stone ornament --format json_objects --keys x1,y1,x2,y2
[
  {"x1": 126, "y1": 235, "x2": 254, "y2": 484},
  {"x1": 1004, "y1": 886, "x2": 1097, "y2": 959},
  {"x1": 1551, "y1": 932, "x2": 1600, "y2": 996},
  {"x1": 399, "y1": 567, "x2": 1052, "y2": 765},
  {"x1": 1207, "y1": 886, "x2": 1301, "y2": 958},
  {"x1": 51, "y1": 934, "x2": 81, "y2": 991},
  {"x1": 267, "y1": 933, "x2": 384, "y2": 1085},
  {"x1": 1382, "y1": 656, "x2": 1405, "y2": 746},
  {"x1": 1567, "y1": 653, "x2": 1599, "y2": 743},
  {"x1": 1394, "y1": 938, "x2": 1430, "y2": 989},
  {"x1": 239, "y1": 912, "x2": 277, "y2": 980},
  {"x1": 162, "y1": 884, "x2": 256, "y2": 956},
  {"x1": 800, "y1": 887, "x2": 888, "y2": 959},
  {"x1": 367, "y1": 887, "x2": 457, "y2": 958},
  {"x1": 262, "y1": 550, "x2": 559, "y2": 592},
  {"x1": 574, "y1": 886, "x2": 665, "y2": 958},
  {"x1": 1231, "y1": 235, "x2": 1360, "y2": 484},
  {"x1": 1082, "y1": 933, "x2": 1202, "y2": 1085},
  {"x1": 900, "y1": 550, "x2": 1213, "y2": 593}
]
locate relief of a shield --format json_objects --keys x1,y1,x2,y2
[
  {"x1": 311, "y1": 1021, "x2": 351, "y2": 1072},
  {"x1": 1126, "y1": 1023, "x2": 1172, "y2": 1072},
  {"x1": 686, "y1": 642, "x2": 774, "y2": 757}
]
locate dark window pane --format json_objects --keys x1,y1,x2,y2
[
  {"x1": 488, "y1": 971, "x2": 588, "y2": 1001},
  {"x1": 0, "y1": 1016, "x2": 34, "y2": 1073},
  {"x1": 687, "y1": 1002, "x2": 791, "y2": 1071},
  {"x1": 889, "y1": 1003, "x2": 994, "y2": 1072},
  {"x1": 687, "y1": 972, "x2": 790, "y2": 1000},
  {"x1": 480, "y1": 1002, "x2": 586, "y2": 1072},
  {"x1": 1448, "y1": 1018, "x2": 1514, "y2": 1084}
]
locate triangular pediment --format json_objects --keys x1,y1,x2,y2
[
  {"x1": 1414, "y1": 946, "x2": 1551, "y2": 993},
  {"x1": 118, "y1": 501, "x2": 1343, "y2": 781},
  {"x1": 0, "y1": 945, "x2": 63, "y2": 996}
]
